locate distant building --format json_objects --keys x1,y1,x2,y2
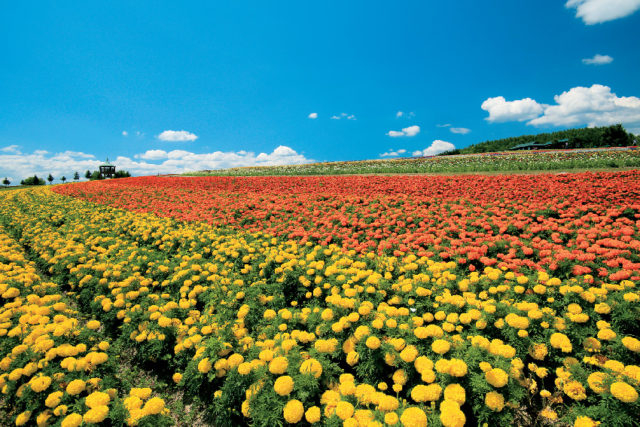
[
  {"x1": 510, "y1": 139, "x2": 569, "y2": 151},
  {"x1": 99, "y1": 159, "x2": 116, "y2": 178}
]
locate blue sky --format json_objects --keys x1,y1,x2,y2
[{"x1": 1, "y1": 0, "x2": 640, "y2": 179}]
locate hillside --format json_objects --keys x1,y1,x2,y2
[{"x1": 449, "y1": 124, "x2": 637, "y2": 155}]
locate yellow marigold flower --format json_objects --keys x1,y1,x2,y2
[
  {"x1": 432, "y1": 339, "x2": 451, "y2": 355},
  {"x1": 130, "y1": 387, "x2": 152, "y2": 400},
  {"x1": 85, "y1": 391, "x2": 111, "y2": 408},
  {"x1": 597, "y1": 329, "x2": 616, "y2": 341},
  {"x1": 143, "y1": 397, "x2": 166, "y2": 415},
  {"x1": 563, "y1": 380, "x2": 587, "y2": 401},
  {"x1": 444, "y1": 383, "x2": 466, "y2": 405},
  {"x1": 622, "y1": 336, "x2": 640, "y2": 352},
  {"x1": 610, "y1": 381, "x2": 639, "y2": 403},
  {"x1": 448, "y1": 359, "x2": 468, "y2": 377},
  {"x1": 485, "y1": 368, "x2": 509, "y2": 388},
  {"x1": 365, "y1": 336, "x2": 381, "y2": 350},
  {"x1": 399, "y1": 345, "x2": 418, "y2": 363},
  {"x1": 485, "y1": 391, "x2": 504, "y2": 412},
  {"x1": 198, "y1": 357, "x2": 212, "y2": 374},
  {"x1": 45, "y1": 390, "x2": 63, "y2": 408},
  {"x1": 540, "y1": 407, "x2": 557, "y2": 420},
  {"x1": 36, "y1": 411, "x2": 51, "y2": 427},
  {"x1": 228, "y1": 353, "x2": 244, "y2": 368},
  {"x1": 478, "y1": 361, "x2": 492, "y2": 372},
  {"x1": 400, "y1": 407, "x2": 427, "y2": 427},
  {"x1": 274, "y1": 376, "x2": 294, "y2": 396},
  {"x1": 83, "y1": 405, "x2": 109, "y2": 423},
  {"x1": 439, "y1": 400, "x2": 465, "y2": 427},
  {"x1": 574, "y1": 416, "x2": 599, "y2": 427},
  {"x1": 30, "y1": 376, "x2": 52, "y2": 393},
  {"x1": 335, "y1": 401, "x2": 354, "y2": 420},
  {"x1": 305, "y1": 406, "x2": 321, "y2": 423},
  {"x1": 414, "y1": 356, "x2": 434, "y2": 373},
  {"x1": 60, "y1": 413, "x2": 83, "y2": 427},
  {"x1": 550, "y1": 333, "x2": 572, "y2": 352},
  {"x1": 392, "y1": 369, "x2": 407, "y2": 385},
  {"x1": 346, "y1": 351, "x2": 359, "y2": 366},
  {"x1": 172, "y1": 372, "x2": 183, "y2": 384},
  {"x1": 269, "y1": 356, "x2": 289, "y2": 375},
  {"x1": 300, "y1": 358, "x2": 322, "y2": 378},
  {"x1": 377, "y1": 395, "x2": 399, "y2": 412},
  {"x1": 238, "y1": 362, "x2": 252, "y2": 375},
  {"x1": 385, "y1": 412, "x2": 399, "y2": 425},
  {"x1": 53, "y1": 405, "x2": 68, "y2": 417},
  {"x1": 283, "y1": 399, "x2": 304, "y2": 424},
  {"x1": 15, "y1": 411, "x2": 31, "y2": 426},
  {"x1": 410, "y1": 385, "x2": 430, "y2": 403},
  {"x1": 66, "y1": 379, "x2": 86, "y2": 396},
  {"x1": 86, "y1": 320, "x2": 101, "y2": 330},
  {"x1": 587, "y1": 372, "x2": 607, "y2": 394}
]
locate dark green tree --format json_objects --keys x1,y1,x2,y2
[
  {"x1": 61, "y1": 176, "x2": 67, "y2": 183},
  {"x1": 85, "y1": 170, "x2": 92, "y2": 179},
  {"x1": 47, "y1": 174, "x2": 54, "y2": 185},
  {"x1": 2, "y1": 177, "x2": 9, "y2": 187},
  {"x1": 74, "y1": 171, "x2": 80, "y2": 181},
  {"x1": 21, "y1": 175, "x2": 45, "y2": 185},
  {"x1": 90, "y1": 171, "x2": 103, "y2": 180},
  {"x1": 602, "y1": 124, "x2": 632, "y2": 147}
]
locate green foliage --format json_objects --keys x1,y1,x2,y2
[
  {"x1": 20, "y1": 175, "x2": 45, "y2": 185},
  {"x1": 458, "y1": 124, "x2": 634, "y2": 154}
]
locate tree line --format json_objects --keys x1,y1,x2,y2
[
  {"x1": 2, "y1": 169, "x2": 131, "y2": 187},
  {"x1": 439, "y1": 124, "x2": 639, "y2": 155}
]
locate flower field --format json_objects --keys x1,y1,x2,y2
[
  {"x1": 1, "y1": 171, "x2": 639, "y2": 426},
  {"x1": 185, "y1": 148, "x2": 640, "y2": 176}
]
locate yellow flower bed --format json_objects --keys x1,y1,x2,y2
[{"x1": 0, "y1": 187, "x2": 638, "y2": 426}]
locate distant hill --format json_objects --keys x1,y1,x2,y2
[{"x1": 443, "y1": 124, "x2": 638, "y2": 155}]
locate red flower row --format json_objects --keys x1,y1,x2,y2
[{"x1": 54, "y1": 171, "x2": 640, "y2": 281}]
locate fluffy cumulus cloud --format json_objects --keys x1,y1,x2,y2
[
  {"x1": 528, "y1": 84, "x2": 640, "y2": 132},
  {"x1": 566, "y1": 0, "x2": 640, "y2": 24},
  {"x1": 482, "y1": 84, "x2": 640, "y2": 134},
  {"x1": 308, "y1": 112, "x2": 318, "y2": 119},
  {"x1": 380, "y1": 148, "x2": 407, "y2": 157},
  {"x1": 396, "y1": 111, "x2": 415, "y2": 118},
  {"x1": 386, "y1": 125, "x2": 420, "y2": 137},
  {"x1": 157, "y1": 130, "x2": 198, "y2": 142},
  {"x1": 0, "y1": 145, "x2": 313, "y2": 181},
  {"x1": 481, "y1": 96, "x2": 544, "y2": 122},
  {"x1": 412, "y1": 140, "x2": 456, "y2": 157},
  {"x1": 450, "y1": 127, "x2": 471, "y2": 134},
  {"x1": 582, "y1": 54, "x2": 614, "y2": 65}
]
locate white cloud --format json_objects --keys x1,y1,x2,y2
[
  {"x1": 122, "y1": 131, "x2": 128, "y2": 136},
  {"x1": 135, "y1": 149, "x2": 168, "y2": 160},
  {"x1": 582, "y1": 54, "x2": 614, "y2": 65},
  {"x1": 396, "y1": 111, "x2": 404, "y2": 118},
  {"x1": 157, "y1": 130, "x2": 198, "y2": 142},
  {"x1": 380, "y1": 148, "x2": 407, "y2": 157},
  {"x1": 1, "y1": 145, "x2": 21, "y2": 154},
  {"x1": 308, "y1": 112, "x2": 318, "y2": 119},
  {"x1": 450, "y1": 127, "x2": 471, "y2": 134},
  {"x1": 0, "y1": 146, "x2": 313, "y2": 180},
  {"x1": 528, "y1": 84, "x2": 640, "y2": 131},
  {"x1": 436, "y1": 123, "x2": 451, "y2": 127},
  {"x1": 412, "y1": 140, "x2": 456, "y2": 157},
  {"x1": 386, "y1": 125, "x2": 421, "y2": 137},
  {"x1": 481, "y1": 96, "x2": 544, "y2": 122},
  {"x1": 331, "y1": 113, "x2": 356, "y2": 120},
  {"x1": 566, "y1": 0, "x2": 640, "y2": 24}
]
